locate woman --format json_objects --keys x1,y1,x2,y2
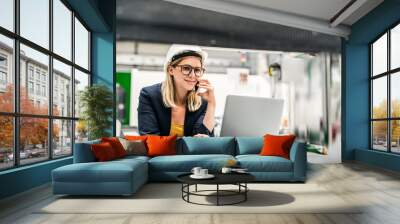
[{"x1": 137, "y1": 45, "x2": 215, "y2": 137}]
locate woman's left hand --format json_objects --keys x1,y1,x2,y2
[{"x1": 196, "y1": 79, "x2": 215, "y2": 105}]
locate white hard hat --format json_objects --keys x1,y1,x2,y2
[{"x1": 164, "y1": 44, "x2": 208, "y2": 73}]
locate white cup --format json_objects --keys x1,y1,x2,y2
[
  {"x1": 221, "y1": 167, "x2": 232, "y2": 174},
  {"x1": 200, "y1": 169, "x2": 208, "y2": 176},
  {"x1": 191, "y1": 167, "x2": 202, "y2": 176}
]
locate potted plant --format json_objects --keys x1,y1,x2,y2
[{"x1": 79, "y1": 84, "x2": 113, "y2": 140}]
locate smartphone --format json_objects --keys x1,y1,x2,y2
[{"x1": 196, "y1": 80, "x2": 207, "y2": 93}]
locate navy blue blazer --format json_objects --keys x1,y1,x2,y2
[{"x1": 137, "y1": 83, "x2": 214, "y2": 136}]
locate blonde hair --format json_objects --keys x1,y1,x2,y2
[{"x1": 161, "y1": 57, "x2": 202, "y2": 112}]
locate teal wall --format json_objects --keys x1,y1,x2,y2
[
  {"x1": 0, "y1": 158, "x2": 72, "y2": 199},
  {"x1": 92, "y1": 31, "x2": 116, "y2": 135},
  {"x1": 0, "y1": 0, "x2": 116, "y2": 200},
  {"x1": 343, "y1": 0, "x2": 400, "y2": 171}
]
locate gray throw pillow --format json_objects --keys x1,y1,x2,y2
[{"x1": 118, "y1": 138, "x2": 147, "y2": 156}]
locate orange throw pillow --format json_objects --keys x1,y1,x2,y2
[
  {"x1": 124, "y1": 135, "x2": 148, "y2": 141},
  {"x1": 101, "y1": 137, "x2": 127, "y2": 158},
  {"x1": 259, "y1": 134, "x2": 296, "y2": 159},
  {"x1": 91, "y1": 142, "x2": 117, "y2": 161},
  {"x1": 146, "y1": 135, "x2": 177, "y2": 157}
]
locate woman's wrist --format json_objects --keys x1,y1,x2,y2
[{"x1": 207, "y1": 96, "x2": 216, "y2": 107}]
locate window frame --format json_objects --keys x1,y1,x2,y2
[
  {"x1": 370, "y1": 20, "x2": 400, "y2": 154},
  {"x1": 0, "y1": 0, "x2": 92, "y2": 171}
]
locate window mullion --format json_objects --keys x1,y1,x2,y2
[
  {"x1": 13, "y1": 0, "x2": 20, "y2": 167},
  {"x1": 388, "y1": 30, "x2": 391, "y2": 152},
  {"x1": 49, "y1": 0, "x2": 54, "y2": 160},
  {"x1": 71, "y1": 10, "x2": 76, "y2": 155}
]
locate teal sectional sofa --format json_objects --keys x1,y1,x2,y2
[{"x1": 52, "y1": 137, "x2": 306, "y2": 196}]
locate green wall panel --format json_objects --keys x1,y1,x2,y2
[{"x1": 116, "y1": 72, "x2": 131, "y2": 125}]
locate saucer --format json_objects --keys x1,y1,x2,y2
[{"x1": 190, "y1": 174, "x2": 215, "y2": 179}]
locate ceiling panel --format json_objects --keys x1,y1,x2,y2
[{"x1": 225, "y1": 0, "x2": 352, "y2": 21}]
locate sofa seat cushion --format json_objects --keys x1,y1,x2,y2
[
  {"x1": 149, "y1": 154, "x2": 235, "y2": 172},
  {"x1": 180, "y1": 137, "x2": 235, "y2": 155},
  {"x1": 53, "y1": 159, "x2": 147, "y2": 183},
  {"x1": 116, "y1": 155, "x2": 150, "y2": 163},
  {"x1": 236, "y1": 155, "x2": 293, "y2": 172}
]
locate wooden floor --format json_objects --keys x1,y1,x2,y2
[{"x1": 1, "y1": 162, "x2": 400, "y2": 224}]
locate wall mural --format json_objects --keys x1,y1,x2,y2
[{"x1": 116, "y1": 43, "x2": 342, "y2": 163}]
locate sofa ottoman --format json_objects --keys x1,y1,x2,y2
[{"x1": 52, "y1": 156, "x2": 148, "y2": 196}]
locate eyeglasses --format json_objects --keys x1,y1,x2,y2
[{"x1": 174, "y1": 64, "x2": 205, "y2": 77}]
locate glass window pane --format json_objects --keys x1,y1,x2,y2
[
  {"x1": 53, "y1": 0, "x2": 72, "y2": 60},
  {"x1": 53, "y1": 59, "x2": 72, "y2": 117},
  {"x1": 0, "y1": 0, "x2": 14, "y2": 31},
  {"x1": 75, "y1": 120, "x2": 88, "y2": 143},
  {"x1": 0, "y1": 34, "x2": 14, "y2": 113},
  {"x1": 74, "y1": 69, "x2": 89, "y2": 118},
  {"x1": 0, "y1": 116, "x2": 14, "y2": 170},
  {"x1": 20, "y1": 44, "x2": 49, "y2": 115},
  {"x1": 53, "y1": 119, "x2": 72, "y2": 158},
  {"x1": 391, "y1": 24, "x2": 400, "y2": 70},
  {"x1": 74, "y1": 18, "x2": 89, "y2": 70},
  {"x1": 372, "y1": 33, "x2": 387, "y2": 76},
  {"x1": 372, "y1": 77, "x2": 387, "y2": 119},
  {"x1": 391, "y1": 72, "x2": 400, "y2": 118},
  {"x1": 20, "y1": 117, "x2": 49, "y2": 165},
  {"x1": 392, "y1": 120, "x2": 400, "y2": 153},
  {"x1": 20, "y1": 0, "x2": 49, "y2": 49},
  {"x1": 372, "y1": 121, "x2": 388, "y2": 151}
]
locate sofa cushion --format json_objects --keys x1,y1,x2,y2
[
  {"x1": 114, "y1": 155, "x2": 150, "y2": 164},
  {"x1": 52, "y1": 158, "x2": 147, "y2": 183},
  {"x1": 146, "y1": 135, "x2": 177, "y2": 157},
  {"x1": 101, "y1": 137, "x2": 127, "y2": 158},
  {"x1": 149, "y1": 154, "x2": 235, "y2": 172},
  {"x1": 235, "y1": 137, "x2": 263, "y2": 155},
  {"x1": 91, "y1": 142, "x2": 118, "y2": 161},
  {"x1": 118, "y1": 138, "x2": 147, "y2": 156},
  {"x1": 260, "y1": 134, "x2": 296, "y2": 159},
  {"x1": 180, "y1": 137, "x2": 235, "y2": 155},
  {"x1": 73, "y1": 139, "x2": 100, "y2": 163},
  {"x1": 236, "y1": 155, "x2": 293, "y2": 172}
]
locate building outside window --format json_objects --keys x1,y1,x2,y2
[
  {"x1": 35, "y1": 83, "x2": 40, "y2": 95},
  {"x1": 28, "y1": 81, "x2": 34, "y2": 94},
  {"x1": 0, "y1": 54, "x2": 7, "y2": 88},
  {"x1": 42, "y1": 85, "x2": 46, "y2": 97},
  {"x1": 28, "y1": 66, "x2": 34, "y2": 79},
  {"x1": 0, "y1": 71, "x2": 6, "y2": 84},
  {"x1": 41, "y1": 73, "x2": 46, "y2": 83},
  {"x1": 0, "y1": 0, "x2": 91, "y2": 170}
]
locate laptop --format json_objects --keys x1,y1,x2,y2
[{"x1": 220, "y1": 95, "x2": 284, "y2": 137}]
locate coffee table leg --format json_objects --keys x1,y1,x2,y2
[
  {"x1": 195, "y1": 184, "x2": 198, "y2": 192},
  {"x1": 187, "y1": 184, "x2": 190, "y2": 202},
  {"x1": 245, "y1": 183, "x2": 247, "y2": 201},
  {"x1": 217, "y1": 184, "x2": 219, "y2": 206}
]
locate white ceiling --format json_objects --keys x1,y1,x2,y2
[
  {"x1": 164, "y1": 0, "x2": 384, "y2": 37},
  {"x1": 226, "y1": 0, "x2": 352, "y2": 23}
]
